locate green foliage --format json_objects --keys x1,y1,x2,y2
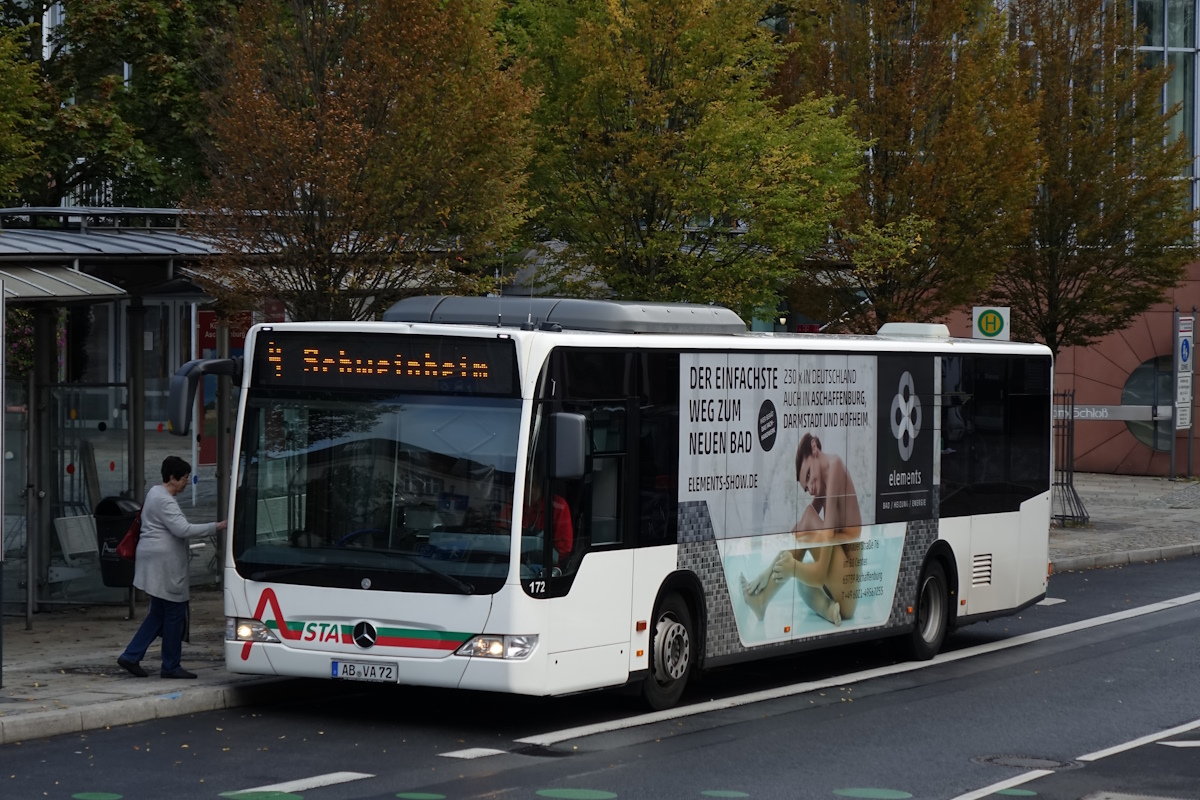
[
  {"x1": 778, "y1": 0, "x2": 1040, "y2": 331},
  {"x1": 990, "y1": 0, "x2": 1199, "y2": 356},
  {"x1": 0, "y1": 24, "x2": 41, "y2": 201},
  {"x1": 512, "y1": 0, "x2": 862, "y2": 318},
  {"x1": 2, "y1": 0, "x2": 228, "y2": 206},
  {"x1": 195, "y1": 0, "x2": 534, "y2": 321},
  {"x1": 5, "y1": 307, "x2": 34, "y2": 380}
]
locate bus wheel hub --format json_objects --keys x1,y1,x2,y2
[{"x1": 654, "y1": 617, "x2": 689, "y2": 682}]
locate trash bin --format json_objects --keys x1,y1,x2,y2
[{"x1": 96, "y1": 496, "x2": 140, "y2": 588}]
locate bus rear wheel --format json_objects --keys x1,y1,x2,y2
[
  {"x1": 904, "y1": 560, "x2": 948, "y2": 661},
  {"x1": 642, "y1": 593, "x2": 693, "y2": 710}
]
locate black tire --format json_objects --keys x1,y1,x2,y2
[
  {"x1": 904, "y1": 560, "x2": 949, "y2": 661},
  {"x1": 642, "y1": 593, "x2": 694, "y2": 710}
]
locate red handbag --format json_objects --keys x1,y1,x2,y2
[{"x1": 116, "y1": 511, "x2": 142, "y2": 561}]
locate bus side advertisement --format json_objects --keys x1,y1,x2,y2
[{"x1": 679, "y1": 352, "x2": 936, "y2": 654}]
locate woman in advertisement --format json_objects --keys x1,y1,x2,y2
[{"x1": 740, "y1": 433, "x2": 863, "y2": 626}]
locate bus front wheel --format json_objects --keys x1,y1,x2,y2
[
  {"x1": 642, "y1": 593, "x2": 693, "y2": 710},
  {"x1": 904, "y1": 560, "x2": 948, "y2": 661}
]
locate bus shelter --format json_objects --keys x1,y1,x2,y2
[{"x1": 0, "y1": 208, "x2": 227, "y2": 628}]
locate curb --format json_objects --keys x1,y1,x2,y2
[
  {"x1": 1050, "y1": 543, "x2": 1199, "y2": 575},
  {"x1": 0, "y1": 677, "x2": 295, "y2": 745}
]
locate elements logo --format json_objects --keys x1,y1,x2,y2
[
  {"x1": 352, "y1": 621, "x2": 378, "y2": 649},
  {"x1": 889, "y1": 371, "x2": 922, "y2": 461}
]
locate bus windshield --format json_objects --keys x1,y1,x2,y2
[{"x1": 233, "y1": 392, "x2": 521, "y2": 594}]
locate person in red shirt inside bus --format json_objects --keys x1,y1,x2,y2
[{"x1": 501, "y1": 468, "x2": 574, "y2": 570}]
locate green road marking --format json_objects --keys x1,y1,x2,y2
[
  {"x1": 702, "y1": 792, "x2": 750, "y2": 798},
  {"x1": 71, "y1": 794, "x2": 123, "y2": 800},
  {"x1": 536, "y1": 790, "x2": 619, "y2": 800},
  {"x1": 218, "y1": 792, "x2": 304, "y2": 800},
  {"x1": 396, "y1": 794, "x2": 447, "y2": 800},
  {"x1": 833, "y1": 791, "x2": 913, "y2": 800},
  {"x1": 995, "y1": 791, "x2": 1037, "y2": 797}
]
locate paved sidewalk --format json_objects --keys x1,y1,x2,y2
[
  {"x1": 1050, "y1": 472, "x2": 1200, "y2": 571},
  {"x1": 1, "y1": 472, "x2": 1198, "y2": 745}
]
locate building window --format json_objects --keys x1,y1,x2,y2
[
  {"x1": 1168, "y1": 50, "x2": 1195, "y2": 175},
  {"x1": 1141, "y1": 0, "x2": 1166, "y2": 45},
  {"x1": 1141, "y1": 0, "x2": 1199, "y2": 212},
  {"x1": 1168, "y1": 0, "x2": 1195, "y2": 47},
  {"x1": 1122, "y1": 355, "x2": 1174, "y2": 450}
]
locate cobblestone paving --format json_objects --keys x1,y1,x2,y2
[
  {"x1": 1151, "y1": 480, "x2": 1200, "y2": 509},
  {"x1": 1051, "y1": 473, "x2": 1200, "y2": 562}
]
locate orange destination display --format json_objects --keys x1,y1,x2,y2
[{"x1": 251, "y1": 331, "x2": 518, "y2": 396}]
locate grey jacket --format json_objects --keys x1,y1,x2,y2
[{"x1": 132, "y1": 484, "x2": 217, "y2": 602}]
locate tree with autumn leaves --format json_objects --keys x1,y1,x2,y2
[
  {"x1": 989, "y1": 0, "x2": 1199, "y2": 356},
  {"x1": 776, "y1": 0, "x2": 1040, "y2": 331},
  {"x1": 776, "y1": 0, "x2": 1195, "y2": 344},
  {"x1": 193, "y1": 0, "x2": 534, "y2": 321},
  {"x1": 507, "y1": 0, "x2": 862, "y2": 318}
]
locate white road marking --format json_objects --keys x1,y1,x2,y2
[
  {"x1": 1159, "y1": 740, "x2": 1200, "y2": 748},
  {"x1": 1078, "y1": 718, "x2": 1200, "y2": 761},
  {"x1": 1037, "y1": 597, "x2": 1066, "y2": 606},
  {"x1": 947, "y1": 769, "x2": 1054, "y2": 800},
  {"x1": 516, "y1": 590, "x2": 1200, "y2": 747},
  {"x1": 227, "y1": 771, "x2": 374, "y2": 794},
  {"x1": 440, "y1": 747, "x2": 509, "y2": 759}
]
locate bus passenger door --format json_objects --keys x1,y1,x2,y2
[{"x1": 536, "y1": 351, "x2": 635, "y2": 693}]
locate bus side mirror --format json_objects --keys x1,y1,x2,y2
[
  {"x1": 550, "y1": 413, "x2": 587, "y2": 480},
  {"x1": 167, "y1": 357, "x2": 243, "y2": 436}
]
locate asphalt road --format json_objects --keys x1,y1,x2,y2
[{"x1": 3, "y1": 555, "x2": 1199, "y2": 800}]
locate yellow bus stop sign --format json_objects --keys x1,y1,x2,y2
[{"x1": 973, "y1": 307, "x2": 1009, "y2": 340}]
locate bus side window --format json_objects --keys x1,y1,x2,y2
[
  {"x1": 940, "y1": 356, "x2": 974, "y2": 518},
  {"x1": 638, "y1": 352, "x2": 679, "y2": 546},
  {"x1": 971, "y1": 357, "x2": 1009, "y2": 512},
  {"x1": 589, "y1": 405, "x2": 625, "y2": 546},
  {"x1": 941, "y1": 355, "x2": 1051, "y2": 519},
  {"x1": 1006, "y1": 356, "x2": 1052, "y2": 505}
]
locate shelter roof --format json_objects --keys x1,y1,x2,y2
[
  {"x1": 0, "y1": 207, "x2": 217, "y2": 262},
  {"x1": 0, "y1": 266, "x2": 125, "y2": 304}
]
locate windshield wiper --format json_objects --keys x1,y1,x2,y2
[
  {"x1": 249, "y1": 566, "x2": 324, "y2": 582},
  {"x1": 370, "y1": 550, "x2": 475, "y2": 594}
]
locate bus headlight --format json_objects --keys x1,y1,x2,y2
[
  {"x1": 227, "y1": 617, "x2": 280, "y2": 643},
  {"x1": 456, "y1": 634, "x2": 538, "y2": 660}
]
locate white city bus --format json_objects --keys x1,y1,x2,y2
[{"x1": 169, "y1": 297, "x2": 1051, "y2": 709}]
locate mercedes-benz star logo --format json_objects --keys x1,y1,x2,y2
[
  {"x1": 352, "y1": 621, "x2": 378, "y2": 649},
  {"x1": 890, "y1": 371, "x2": 922, "y2": 462}
]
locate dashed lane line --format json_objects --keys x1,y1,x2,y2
[
  {"x1": 1078, "y1": 717, "x2": 1200, "y2": 761},
  {"x1": 440, "y1": 748, "x2": 509, "y2": 759},
  {"x1": 947, "y1": 770, "x2": 1054, "y2": 800},
  {"x1": 224, "y1": 771, "x2": 374, "y2": 795},
  {"x1": 950, "y1": 715, "x2": 1200, "y2": 798}
]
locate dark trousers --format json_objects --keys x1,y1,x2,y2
[{"x1": 120, "y1": 595, "x2": 188, "y2": 673}]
